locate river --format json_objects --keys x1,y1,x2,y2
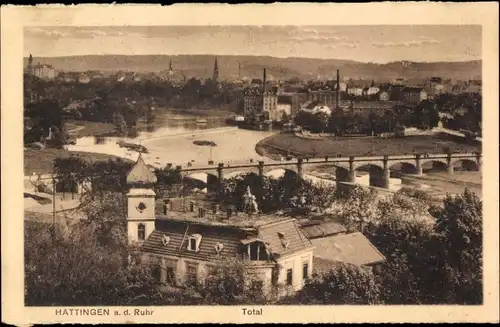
[{"x1": 67, "y1": 116, "x2": 276, "y2": 168}]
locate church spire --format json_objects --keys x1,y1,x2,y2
[
  {"x1": 212, "y1": 57, "x2": 219, "y2": 82},
  {"x1": 169, "y1": 59, "x2": 173, "y2": 72},
  {"x1": 27, "y1": 54, "x2": 33, "y2": 74}
]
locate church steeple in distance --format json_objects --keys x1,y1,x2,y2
[
  {"x1": 212, "y1": 57, "x2": 219, "y2": 82},
  {"x1": 27, "y1": 54, "x2": 33, "y2": 74},
  {"x1": 169, "y1": 59, "x2": 173, "y2": 72}
]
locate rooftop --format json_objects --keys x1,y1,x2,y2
[
  {"x1": 141, "y1": 216, "x2": 312, "y2": 261},
  {"x1": 157, "y1": 209, "x2": 293, "y2": 229},
  {"x1": 126, "y1": 154, "x2": 158, "y2": 185},
  {"x1": 311, "y1": 232, "x2": 386, "y2": 266}
]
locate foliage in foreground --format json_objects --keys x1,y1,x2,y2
[{"x1": 25, "y1": 187, "x2": 482, "y2": 305}]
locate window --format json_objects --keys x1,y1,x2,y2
[
  {"x1": 249, "y1": 243, "x2": 259, "y2": 261},
  {"x1": 166, "y1": 266, "x2": 176, "y2": 285},
  {"x1": 137, "y1": 224, "x2": 146, "y2": 241},
  {"x1": 186, "y1": 264, "x2": 198, "y2": 285},
  {"x1": 286, "y1": 268, "x2": 293, "y2": 286},
  {"x1": 189, "y1": 238, "x2": 196, "y2": 251},
  {"x1": 302, "y1": 263, "x2": 309, "y2": 280},
  {"x1": 151, "y1": 264, "x2": 162, "y2": 283},
  {"x1": 187, "y1": 234, "x2": 202, "y2": 252}
]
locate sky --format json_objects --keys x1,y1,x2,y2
[{"x1": 24, "y1": 25, "x2": 482, "y2": 63}]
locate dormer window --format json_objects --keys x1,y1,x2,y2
[
  {"x1": 187, "y1": 234, "x2": 202, "y2": 252},
  {"x1": 278, "y1": 232, "x2": 289, "y2": 249},
  {"x1": 241, "y1": 238, "x2": 270, "y2": 261}
]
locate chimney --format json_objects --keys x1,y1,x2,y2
[
  {"x1": 336, "y1": 69, "x2": 340, "y2": 110},
  {"x1": 263, "y1": 68, "x2": 267, "y2": 93}
]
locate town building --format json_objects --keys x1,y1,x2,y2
[
  {"x1": 349, "y1": 101, "x2": 399, "y2": 115},
  {"x1": 402, "y1": 87, "x2": 428, "y2": 106},
  {"x1": 466, "y1": 80, "x2": 482, "y2": 93},
  {"x1": 307, "y1": 90, "x2": 341, "y2": 110},
  {"x1": 300, "y1": 100, "x2": 332, "y2": 116},
  {"x1": 278, "y1": 93, "x2": 301, "y2": 118},
  {"x1": 125, "y1": 156, "x2": 316, "y2": 294},
  {"x1": 32, "y1": 63, "x2": 56, "y2": 80},
  {"x1": 243, "y1": 69, "x2": 280, "y2": 121},
  {"x1": 378, "y1": 91, "x2": 390, "y2": 101},
  {"x1": 79, "y1": 73, "x2": 91, "y2": 84},
  {"x1": 347, "y1": 87, "x2": 364, "y2": 97}
]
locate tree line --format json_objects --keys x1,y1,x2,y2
[{"x1": 295, "y1": 93, "x2": 481, "y2": 136}]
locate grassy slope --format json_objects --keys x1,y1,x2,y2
[
  {"x1": 256, "y1": 133, "x2": 481, "y2": 159},
  {"x1": 24, "y1": 148, "x2": 132, "y2": 175}
]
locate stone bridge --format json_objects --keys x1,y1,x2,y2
[{"x1": 177, "y1": 152, "x2": 482, "y2": 190}]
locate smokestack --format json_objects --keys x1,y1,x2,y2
[
  {"x1": 238, "y1": 62, "x2": 241, "y2": 79},
  {"x1": 336, "y1": 69, "x2": 340, "y2": 110},
  {"x1": 263, "y1": 68, "x2": 267, "y2": 93}
]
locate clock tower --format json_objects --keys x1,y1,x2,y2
[{"x1": 126, "y1": 154, "x2": 157, "y2": 245}]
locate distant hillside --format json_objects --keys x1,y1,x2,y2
[{"x1": 24, "y1": 55, "x2": 482, "y2": 82}]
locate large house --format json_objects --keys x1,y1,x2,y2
[
  {"x1": 125, "y1": 156, "x2": 386, "y2": 295},
  {"x1": 126, "y1": 156, "x2": 314, "y2": 294},
  {"x1": 402, "y1": 87, "x2": 428, "y2": 106},
  {"x1": 32, "y1": 63, "x2": 56, "y2": 80}
]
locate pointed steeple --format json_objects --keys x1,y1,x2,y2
[
  {"x1": 212, "y1": 57, "x2": 219, "y2": 81},
  {"x1": 27, "y1": 54, "x2": 33, "y2": 74},
  {"x1": 127, "y1": 153, "x2": 157, "y2": 185}
]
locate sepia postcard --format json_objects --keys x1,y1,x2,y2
[{"x1": 1, "y1": 3, "x2": 499, "y2": 325}]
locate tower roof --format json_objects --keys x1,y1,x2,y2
[{"x1": 127, "y1": 154, "x2": 157, "y2": 185}]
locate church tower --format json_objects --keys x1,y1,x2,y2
[
  {"x1": 27, "y1": 54, "x2": 33, "y2": 74},
  {"x1": 212, "y1": 57, "x2": 219, "y2": 82},
  {"x1": 126, "y1": 154, "x2": 157, "y2": 245}
]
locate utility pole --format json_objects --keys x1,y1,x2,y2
[{"x1": 52, "y1": 177, "x2": 56, "y2": 242}]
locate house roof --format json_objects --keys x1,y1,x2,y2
[
  {"x1": 256, "y1": 218, "x2": 314, "y2": 259},
  {"x1": 140, "y1": 217, "x2": 313, "y2": 262},
  {"x1": 299, "y1": 221, "x2": 347, "y2": 239},
  {"x1": 351, "y1": 101, "x2": 397, "y2": 109},
  {"x1": 141, "y1": 219, "x2": 252, "y2": 261},
  {"x1": 310, "y1": 232, "x2": 386, "y2": 266},
  {"x1": 403, "y1": 87, "x2": 425, "y2": 92},
  {"x1": 126, "y1": 154, "x2": 157, "y2": 185}
]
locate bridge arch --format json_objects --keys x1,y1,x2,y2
[
  {"x1": 388, "y1": 161, "x2": 418, "y2": 174},
  {"x1": 420, "y1": 159, "x2": 448, "y2": 173},
  {"x1": 183, "y1": 172, "x2": 219, "y2": 193},
  {"x1": 261, "y1": 165, "x2": 298, "y2": 177},
  {"x1": 263, "y1": 168, "x2": 298, "y2": 179},
  {"x1": 451, "y1": 158, "x2": 480, "y2": 171},
  {"x1": 353, "y1": 163, "x2": 387, "y2": 188},
  {"x1": 352, "y1": 161, "x2": 384, "y2": 171}
]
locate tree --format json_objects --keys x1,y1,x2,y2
[
  {"x1": 294, "y1": 111, "x2": 329, "y2": 133},
  {"x1": 429, "y1": 189, "x2": 482, "y2": 304},
  {"x1": 79, "y1": 192, "x2": 127, "y2": 248},
  {"x1": 294, "y1": 263, "x2": 381, "y2": 304},
  {"x1": 333, "y1": 186, "x2": 379, "y2": 232},
  {"x1": 24, "y1": 220, "x2": 164, "y2": 306},
  {"x1": 112, "y1": 112, "x2": 128, "y2": 136}
]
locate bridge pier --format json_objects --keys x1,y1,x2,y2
[
  {"x1": 258, "y1": 161, "x2": 265, "y2": 178},
  {"x1": 415, "y1": 154, "x2": 423, "y2": 175},
  {"x1": 446, "y1": 153, "x2": 454, "y2": 174},
  {"x1": 382, "y1": 156, "x2": 390, "y2": 189},
  {"x1": 217, "y1": 163, "x2": 224, "y2": 196},
  {"x1": 297, "y1": 158, "x2": 303, "y2": 179},
  {"x1": 347, "y1": 156, "x2": 356, "y2": 183},
  {"x1": 476, "y1": 152, "x2": 482, "y2": 172}
]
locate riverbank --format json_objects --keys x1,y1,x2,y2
[
  {"x1": 24, "y1": 148, "x2": 131, "y2": 175},
  {"x1": 67, "y1": 127, "x2": 277, "y2": 168}
]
